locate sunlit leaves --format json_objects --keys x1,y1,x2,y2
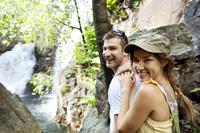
[
  {"x1": 79, "y1": 95, "x2": 96, "y2": 107},
  {"x1": 190, "y1": 88, "x2": 200, "y2": 93},
  {"x1": 0, "y1": 0, "x2": 76, "y2": 96},
  {"x1": 0, "y1": 0, "x2": 72, "y2": 55},
  {"x1": 74, "y1": 26, "x2": 100, "y2": 79},
  {"x1": 30, "y1": 70, "x2": 53, "y2": 96},
  {"x1": 106, "y1": 0, "x2": 118, "y2": 12}
]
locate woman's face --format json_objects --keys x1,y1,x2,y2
[{"x1": 132, "y1": 48, "x2": 165, "y2": 82}]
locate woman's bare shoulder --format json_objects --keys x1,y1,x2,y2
[
  {"x1": 136, "y1": 83, "x2": 162, "y2": 101},
  {"x1": 139, "y1": 83, "x2": 159, "y2": 92},
  {"x1": 132, "y1": 83, "x2": 161, "y2": 112}
]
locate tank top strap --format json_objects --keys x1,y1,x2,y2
[{"x1": 143, "y1": 79, "x2": 168, "y2": 101}]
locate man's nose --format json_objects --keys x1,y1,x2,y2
[{"x1": 103, "y1": 49, "x2": 111, "y2": 57}]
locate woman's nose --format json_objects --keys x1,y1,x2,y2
[{"x1": 136, "y1": 62, "x2": 145, "y2": 71}]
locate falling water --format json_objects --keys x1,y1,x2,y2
[{"x1": 0, "y1": 43, "x2": 36, "y2": 95}]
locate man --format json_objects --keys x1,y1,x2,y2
[{"x1": 102, "y1": 30, "x2": 141, "y2": 133}]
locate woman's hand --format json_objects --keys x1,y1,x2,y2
[
  {"x1": 115, "y1": 61, "x2": 137, "y2": 80},
  {"x1": 119, "y1": 71, "x2": 136, "y2": 94},
  {"x1": 115, "y1": 61, "x2": 133, "y2": 75}
]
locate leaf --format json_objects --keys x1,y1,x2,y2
[
  {"x1": 190, "y1": 88, "x2": 200, "y2": 93},
  {"x1": 79, "y1": 95, "x2": 96, "y2": 106}
]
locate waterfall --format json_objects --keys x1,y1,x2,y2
[{"x1": 0, "y1": 43, "x2": 36, "y2": 95}]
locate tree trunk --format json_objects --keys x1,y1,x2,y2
[{"x1": 92, "y1": 0, "x2": 113, "y2": 118}]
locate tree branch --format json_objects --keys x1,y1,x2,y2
[
  {"x1": 55, "y1": 19, "x2": 80, "y2": 30},
  {"x1": 73, "y1": 0, "x2": 86, "y2": 44}
]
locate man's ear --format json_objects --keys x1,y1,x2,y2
[{"x1": 124, "y1": 52, "x2": 128, "y2": 57}]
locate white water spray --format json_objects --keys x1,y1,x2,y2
[{"x1": 0, "y1": 43, "x2": 36, "y2": 95}]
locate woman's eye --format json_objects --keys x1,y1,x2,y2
[
  {"x1": 132, "y1": 59, "x2": 139, "y2": 63},
  {"x1": 144, "y1": 59, "x2": 151, "y2": 63}
]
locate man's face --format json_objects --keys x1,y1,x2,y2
[{"x1": 103, "y1": 37, "x2": 125, "y2": 72}]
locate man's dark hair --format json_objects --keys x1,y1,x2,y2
[{"x1": 103, "y1": 30, "x2": 128, "y2": 48}]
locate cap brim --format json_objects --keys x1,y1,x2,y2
[
  {"x1": 124, "y1": 44, "x2": 138, "y2": 53},
  {"x1": 124, "y1": 43, "x2": 164, "y2": 54}
]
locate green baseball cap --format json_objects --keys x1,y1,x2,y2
[{"x1": 124, "y1": 33, "x2": 171, "y2": 54}]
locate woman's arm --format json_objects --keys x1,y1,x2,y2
[{"x1": 117, "y1": 74, "x2": 155, "y2": 133}]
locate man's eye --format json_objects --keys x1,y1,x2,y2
[{"x1": 110, "y1": 47, "x2": 116, "y2": 50}]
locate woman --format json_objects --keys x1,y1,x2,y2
[{"x1": 117, "y1": 33, "x2": 199, "y2": 133}]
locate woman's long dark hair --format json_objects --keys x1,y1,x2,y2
[{"x1": 155, "y1": 53, "x2": 200, "y2": 127}]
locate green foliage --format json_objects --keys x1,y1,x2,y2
[
  {"x1": 119, "y1": 9, "x2": 127, "y2": 19},
  {"x1": 190, "y1": 88, "x2": 200, "y2": 93},
  {"x1": 74, "y1": 27, "x2": 99, "y2": 105},
  {"x1": 106, "y1": 0, "x2": 118, "y2": 12},
  {"x1": 30, "y1": 68, "x2": 53, "y2": 96},
  {"x1": 192, "y1": 126, "x2": 200, "y2": 133},
  {"x1": 74, "y1": 26, "x2": 100, "y2": 79},
  {"x1": 83, "y1": 26, "x2": 98, "y2": 59},
  {"x1": 132, "y1": 0, "x2": 141, "y2": 9},
  {"x1": 106, "y1": 0, "x2": 141, "y2": 12},
  {"x1": 1, "y1": 0, "x2": 74, "y2": 96},
  {"x1": 0, "y1": 0, "x2": 73, "y2": 55},
  {"x1": 78, "y1": 76, "x2": 96, "y2": 107},
  {"x1": 79, "y1": 95, "x2": 96, "y2": 107}
]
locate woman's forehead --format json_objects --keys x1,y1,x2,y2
[{"x1": 133, "y1": 48, "x2": 153, "y2": 58}]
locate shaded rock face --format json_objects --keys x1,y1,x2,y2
[
  {"x1": 34, "y1": 46, "x2": 56, "y2": 73},
  {"x1": 0, "y1": 44, "x2": 15, "y2": 55},
  {"x1": 54, "y1": 62, "x2": 97, "y2": 132},
  {"x1": 183, "y1": 0, "x2": 200, "y2": 102},
  {"x1": 95, "y1": 70, "x2": 110, "y2": 123},
  {"x1": 0, "y1": 83, "x2": 42, "y2": 133},
  {"x1": 80, "y1": 108, "x2": 109, "y2": 133},
  {"x1": 80, "y1": 71, "x2": 110, "y2": 133},
  {"x1": 0, "y1": 40, "x2": 24, "y2": 55},
  {"x1": 184, "y1": 0, "x2": 200, "y2": 57}
]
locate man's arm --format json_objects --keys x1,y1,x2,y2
[{"x1": 112, "y1": 114, "x2": 119, "y2": 133}]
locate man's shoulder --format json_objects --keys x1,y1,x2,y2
[
  {"x1": 108, "y1": 76, "x2": 121, "y2": 95},
  {"x1": 110, "y1": 75, "x2": 120, "y2": 85}
]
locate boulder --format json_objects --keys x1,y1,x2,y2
[
  {"x1": 80, "y1": 107, "x2": 109, "y2": 133},
  {"x1": 0, "y1": 83, "x2": 42, "y2": 133}
]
